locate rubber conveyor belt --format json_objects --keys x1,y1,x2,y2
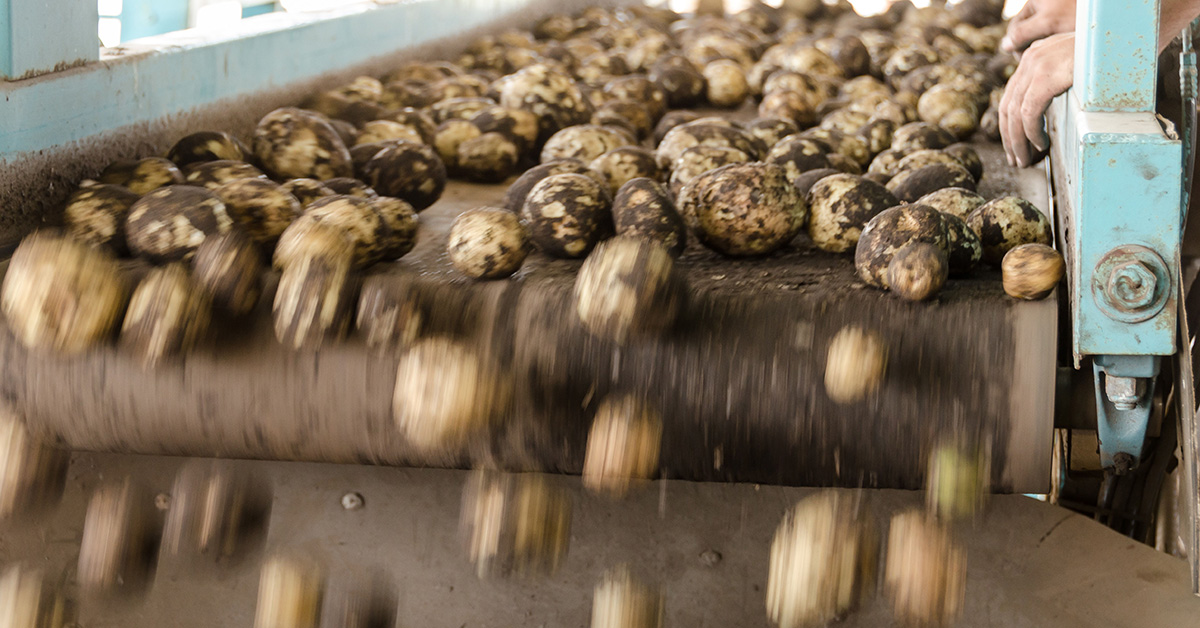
[{"x1": 0, "y1": 145, "x2": 1056, "y2": 493}]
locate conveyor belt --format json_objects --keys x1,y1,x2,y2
[{"x1": 0, "y1": 145, "x2": 1056, "y2": 492}]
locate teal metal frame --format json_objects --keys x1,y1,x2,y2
[
  {"x1": 1050, "y1": 0, "x2": 1182, "y2": 471},
  {"x1": 1, "y1": 0, "x2": 541, "y2": 159},
  {"x1": 1, "y1": 0, "x2": 99, "y2": 80}
]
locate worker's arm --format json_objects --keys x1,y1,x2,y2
[
  {"x1": 1001, "y1": 0, "x2": 1076, "y2": 53},
  {"x1": 1000, "y1": 0, "x2": 1200, "y2": 168}
]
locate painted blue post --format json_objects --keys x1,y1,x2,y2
[
  {"x1": 1073, "y1": 0, "x2": 1161, "y2": 112},
  {"x1": 1, "y1": 0, "x2": 99, "y2": 80}
]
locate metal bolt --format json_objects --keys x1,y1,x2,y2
[
  {"x1": 341, "y1": 492, "x2": 364, "y2": 511},
  {"x1": 1104, "y1": 375, "x2": 1140, "y2": 411},
  {"x1": 699, "y1": 549, "x2": 722, "y2": 567},
  {"x1": 1106, "y1": 261, "x2": 1157, "y2": 311},
  {"x1": 1112, "y1": 452, "x2": 1135, "y2": 476}
]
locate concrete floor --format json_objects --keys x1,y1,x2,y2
[{"x1": 1, "y1": 452, "x2": 1197, "y2": 627}]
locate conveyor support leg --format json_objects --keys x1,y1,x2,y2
[{"x1": 1093, "y1": 354, "x2": 1161, "y2": 472}]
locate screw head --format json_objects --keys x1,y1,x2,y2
[
  {"x1": 1106, "y1": 260, "x2": 1157, "y2": 311},
  {"x1": 341, "y1": 492, "x2": 364, "y2": 511}
]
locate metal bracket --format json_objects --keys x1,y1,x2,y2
[{"x1": 1093, "y1": 354, "x2": 1161, "y2": 472}]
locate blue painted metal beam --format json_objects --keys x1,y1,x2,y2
[
  {"x1": 1073, "y1": 0, "x2": 1161, "y2": 111},
  {"x1": 0, "y1": 0, "x2": 539, "y2": 157},
  {"x1": 1049, "y1": 94, "x2": 1181, "y2": 360},
  {"x1": 1, "y1": 0, "x2": 99, "y2": 80}
]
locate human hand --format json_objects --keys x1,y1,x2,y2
[
  {"x1": 1001, "y1": 0, "x2": 1077, "y2": 53},
  {"x1": 999, "y1": 33, "x2": 1075, "y2": 168}
]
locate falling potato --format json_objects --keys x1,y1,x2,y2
[
  {"x1": 766, "y1": 491, "x2": 878, "y2": 628},
  {"x1": 460, "y1": 471, "x2": 572, "y2": 578},
  {"x1": 1001, "y1": 243, "x2": 1064, "y2": 300},
  {"x1": 884, "y1": 509, "x2": 967, "y2": 628},
  {"x1": 254, "y1": 555, "x2": 325, "y2": 628},
  {"x1": 590, "y1": 565, "x2": 663, "y2": 628},
  {"x1": 392, "y1": 338, "x2": 511, "y2": 451},
  {"x1": 582, "y1": 395, "x2": 663, "y2": 498},
  {"x1": 824, "y1": 326, "x2": 887, "y2": 404},
  {"x1": 926, "y1": 439, "x2": 992, "y2": 521},
  {"x1": 0, "y1": 564, "x2": 73, "y2": 628},
  {"x1": 0, "y1": 409, "x2": 68, "y2": 520}
]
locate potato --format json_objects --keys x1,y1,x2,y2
[
  {"x1": 758, "y1": 90, "x2": 819, "y2": 127},
  {"x1": 360, "y1": 140, "x2": 447, "y2": 210},
  {"x1": 824, "y1": 326, "x2": 887, "y2": 404},
  {"x1": 457, "y1": 132, "x2": 521, "y2": 183},
  {"x1": 448, "y1": 208, "x2": 529, "y2": 279},
  {"x1": 1, "y1": 232, "x2": 128, "y2": 354},
  {"x1": 369, "y1": 196, "x2": 419, "y2": 260},
  {"x1": 253, "y1": 107, "x2": 352, "y2": 180},
  {"x1": 272, "y1": 225, "x2": 357, "y2": 349},
  {"x1": 192, "y1": 231, "x2": 263, "y2": 316},
  {"x1": 472, "y1": 105, "x2": 540, "y2": 151},
  {"x1": 668, "y1": 145, "x2": 752, "y2": 197},
  {"x1": 855, "y1": 204, "x2": 948, "y2": 288},
  {"x1": 99, "y1": 157, "x2": 183, "y2": 195},
  {"x1": 292, "y1": 195, "x2": 385, "y2": 268},
  {"x1": 745, "y1": 117, "x2": 800, "y2": 149},
  {"x1": 857, "y1": 116, "x2": 896, "y2": 155},
  {"x1": 611, "y1": 178, "x2": 688, "y2": 257},
  {"x1": 943, "y1": 143, "x2": 984, "y2": 180},
  {"x1": 592, "y1": 100, "x2": 654, "y2": 141},
  {"x1": 167, "y1": 131, "x2": 249, "y2": 167},
  {"x1": 893, "y1": 150, "x2": 966, "y2": 179},
  {"x1": 498, "y1": 64, "x2": 591, "y2": 139},
  {"x1": 890, "y1": 121, "x2": 955, "y2": 153},
  {"x1": 884, "y1": 510, "x2": 966, "y2": 628},
  {"x1": 940, "y1": 213, "x2": 984, "y2": 275},
  {"x1": 62, "y1": 184, "x2": 140, "y2": 253},
  {"x1": 766, "y1": 491, "x2": 878, "y2": 628},
  {"x1": 503, "y1": 159, "x2": 604, "y2": 212},
  {"x1": 886, "y1": 163, "x2": 975, "y2": 203},
  {"x1": 965, "y1": 197, "x2": 1053, "y2": 265},
  {"x1": 765, "y1": 135, "x2": 833, "y2": 183},
  {"x1": 590, "y1": 147, "x2": 660, "y2": 196},
  {"x1": 649, "y1": 56, "x2": 706, "y2": 107},
  {"x1": 926, "y1": 440, "x2": 992, "y2": 521},
  {"x1": 213, "y1": 178, "x2": 302, "y2": 245},
  {"x1": 254, "y1": 556, "x2": 325, "y2": 628},
  {"x1": 915, "y1": 187, "x2": 985, "y2": 220},
  {"x1": 121, "y1": 264, "x2": 212, "y2": 366},
  {"x1": 184, "y1": 160, "x2": 268, "y2": 190},
  {"x1": 0, "y1": 564, "x2": 73, "y2": 628},
  {"x1": 677, "y1": 162, "x2": 807, "y2": 257},
  {"x1": 322, "y1": 177, "x2": 376, "y2": 199},
  {"x1": 541, "y1": 124, "x2": 631, "y2": 163},
  {"x1": 162, "y1": 460, "x2": 269, "y2": 560},
  {"x1": 591, "y1": 566, "x2": 663, "y2": 628},
  {"x1": 392, "y1": 338, "x2": 511, "y2": 451},
  {"x1": 575, "y1": 237, "x2": 683, "y2": 343},
  {"x1": 582, "y1": 395, "x2": 663, "y2": 497},
  {"x1": 126, "y1": 185, "x2": 235, "y2": 262},
  {"x1": 656, "y1": 122, "x2": 765, "y2": 171},
  {"x1": 792, "y1": 168, "x2": 841, "y2": 198},
  {"x1": 605, "y1": 75, "x2": 670, "y2": 122},
  {"x1": 520, "y1": 173, "x2": 612, "y2": 258},
  {"x1": 917, "y1": 84, "x2": 979, "y2": 140},
  {"x1": 652, "y1": 110, "x2": 702, "y2": 144},
  {"x1": 1001, "y1": 243, "x2": 1064, "y2": 300},
  {"x1": 887, "y1": 243, "x2": 948, "y2": 301},
  {"x1": 703, "y1": 59, "x2": 750, "y2": 108},
  {"x1": 434, "y1": 119, "x2": 483, "y2": 170},
  {"x1": 280, "y1": 178, "x2": 335, "y2": 208},
  {"x1": 806, "y1": 174, "x2": 899, "y2": 253},
  {"x1": 78, "y1": 480, "x2": 155, "y2": 596},
  {"x1": 0, "y1": 409, "x2": 68, "y2": 520},
  {"x1": 460, "y1": 471, "x2": 572, "y2": 578}
]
